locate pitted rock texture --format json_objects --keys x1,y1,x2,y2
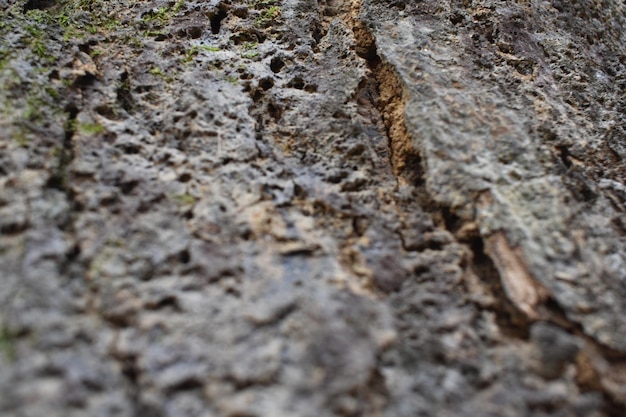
[{"x1": 0, "y1": 0, "x2": 625, "y2": 416}]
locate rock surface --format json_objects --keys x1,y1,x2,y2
[{"x1": 0, "y1": 0, "x2": 625, "y2": 416}]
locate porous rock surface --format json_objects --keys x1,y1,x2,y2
[{"x1": 0, "y1": 0, "x2": 625, "y2": 416}]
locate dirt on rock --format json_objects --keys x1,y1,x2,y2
[{"x1": 1, "y1": 0, "x2": 625, "y2": 416}]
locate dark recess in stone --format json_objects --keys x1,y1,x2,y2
[
  {"x1": 46, "y1": 104, "x2": 79, "y2": 192},
  {"x1": 259, "y1": 77, "x2": 274, "y2": 90},
  {"x1": 270, "y1": 56, "x2": 285, "y2": 73},
  {"x1": 288, "y1": 77, "x2": 305, "y2": 89},
  {"x1": 116, "y1": 71, "x2": 135, "y2": 114},
  {"x1": 210, "y1": 8, "x2": 228, "y2": 34},
  {"x1": 467, "y1": 234, "x2": 532, "y2": 339},
  {"x1": 556, "y1": 145, "x2": 572, "y2": 168},
  {"x1": 23, "y1": 0, "x2": 56, "y2": 11},
  {"x1": 178, "y1": 249, "x2": 191, "y2": 264}
]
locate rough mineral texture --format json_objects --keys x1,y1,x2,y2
[{"x1": 1, "y1": 0, "x2": 625, "y2": 416}]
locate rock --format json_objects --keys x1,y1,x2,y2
[{"x1": 1, "y1": 0, "x2": 625, "y2": 415}]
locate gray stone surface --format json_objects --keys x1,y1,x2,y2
[
  {"x1": 362, "y1": 0, "x2": 626, "y2": 351},
  {"x1": 1, "y1": 0, "x2": 625, "y2": 416}
]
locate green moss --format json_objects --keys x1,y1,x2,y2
[
  {"x1": 143, "y1": 6, "x2": 170, "y2": 25},
  {"x1": 24, "y1": 96, "x2": 45, "y2": 121},
  {"x1": 0, "y1": 325, "x2": 16, "y2": 361},
  {"x1": 121, "y1": 33, "x2": 144, "y2": 50},
  {"x1": 25, "y1": 24, "x2": 44, "y2": 38},
  {"x1": 172, "y1": 0, "x2": 185, "y2": 14},
  {"x1": 56, "y1": 10, "x2": 71, "y2": 28},
  {"x1": 0, "y1": 50, "x2": 12, "y2": 72},
  {"x1": 141, "y1": 0, "x2": 184, "y2": 28},
  {"x1": 77, "y1": 122, "x2": 105, "y2": 135},
  {"x1": 105, "y1": 238, "x2": 126, "y2": 248},
  {"x1": 170, "y1": 194, "x2": 196, "y2": 205},
  {"x1": 55, "y1": 1, "x2": 125, "y2": 40},
  {"x1": 25, "y1": 9, "x2": 53, "y2": 25},
  {"x1": 44, "y1": 86, "x2": 59, "y2": 99},
  {"x1": 255, "y1": 5, "x2": 281, "y2": 27},
  {"x1": 49, "y1": 146, "x2": 63, "y2": 158},
  {"x1": 241, "y1": 42, "x2": 259, "y2": 59},
  {"x1": 102, "y1": 17, "x2": 122, "y2": 32},
  {"x1": 13, "y1": 128, "x2": 30, "y2": 147},
  {"x1": 182, "y1": 45, "x2": 221, "y2": 63},
  {"x1": 31, "y1": 39, "x2": 50, "y2": 61},
  {"x1": 249, "y1": 0, "x2": 278, "y2": 8},
  {"x1": 143, "y1": 29, "x2": 168, "y2": 38}
]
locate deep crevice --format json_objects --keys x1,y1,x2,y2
[
  {"x1": 466, "y1": 235, "x2": 532, "y2": 339},
  {"x1": 46, "y1": 104, "x2": 78, "y2": 194},
  {"x1": 23, "y1": 0, "x2": 56, "y2": 11},
  {"x1": 270, "y1": 56, "x2": 285, "y2": 73},
  {"x1": 111, "y1": 352, "x2": 149, "y2": 417},
  {"x1": 348, "y1": 16, "x2": 425, "y2": 187},
  {"x1": 209, "y1": 7, "x2": 228, "y2": 34},
  {"x1": 116, "y1": 71, "x2": 135, "y2": 114},
  {"x1": 53, "y1": 104, "x2": 88, "y2": 294}
]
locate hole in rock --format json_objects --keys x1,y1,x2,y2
[
  {"x1": 259, "y1": 77, "x2": 274, "y2": 90},
  {"x1": 288, "y1": 77, "x2": 305, "y2": 89},
  {"x1": 23, "y1": 0, "x2": 55, "y2": 11},
  {"x1": 210, "y1": 8, "x2": 228, "y2": 34},
  {"x1": 178, "y1": 249, "x2": 191, "y2": 264},
  {"x1": 268, "y1": 102, "x2": 282, "y2": 120},
  {"x1": 117, "y1": 71, "x2": 135, "y2": 113},
  {"x1": 186, "y1": 26, "x2": 203, "y2": 39},
  {"x1": 270, "y1": 56, "x2": 285, "y2": 73},
  {"x1": 556, "y1": 145, "x2": 572, "y2": 168},
  {"x1": 119, "y1": 180, "x2": 138, "y2": 195}
]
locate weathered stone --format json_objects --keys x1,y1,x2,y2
[{"x1": 1, "y1": 0, "x2": 625, "y2": 415}]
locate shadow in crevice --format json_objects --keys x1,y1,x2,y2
[
  {"x1": 209, "y1": 7, "x2": 228, "y2": 34},
  {"x1": 466, "y1": 234, "x2": 532, "y2": 340},
  {"x1": 23, "y1": 0, "x2": 56, "y2": 11}
]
